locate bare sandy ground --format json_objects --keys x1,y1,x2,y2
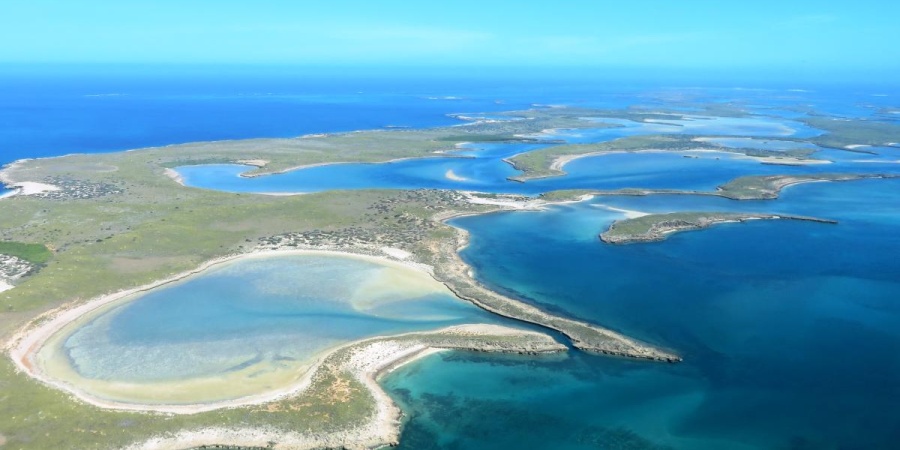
[
  {"x1": 126, "y1": 323, "x2": 557, "y2": 450},
  {"x1": 595, "y1": 204, "x2": 649, "y2": 218},
  {"x1": 163, "y1": 168, "x2": 185, "y2": 186}
]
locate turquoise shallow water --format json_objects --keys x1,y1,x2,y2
[
  {"x1": 383, "y1": 179, "x2": 900, "y2": 449},
  {"x1": 55, "y1": 254, "x2": 496, "y2": 387}
]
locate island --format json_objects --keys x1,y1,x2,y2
[{"x1": 599, "y1": 212, "x2": 837, "y2": 244}]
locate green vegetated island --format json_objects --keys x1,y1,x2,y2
[{"x1": 0, "y1": 105, "x2": 898, "y2": 449}]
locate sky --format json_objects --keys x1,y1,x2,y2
[{"x1": 1, "y1": 0, "x2": 898, "y2": 75}]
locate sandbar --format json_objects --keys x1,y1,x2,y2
[
  {"x1": 125, "y1": 324, "x2": 562, "y2": 449},
  {"x1": 445, "y1": 169, "x2": 468, "y2": 181}
]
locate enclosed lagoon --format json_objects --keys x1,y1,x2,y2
[{"x1": 34, "y1": 252, "x2": 497, "y2": 406}]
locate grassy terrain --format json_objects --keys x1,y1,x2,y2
[
  {"x1": 506, "y1": 135, "x2": 721, "y2": 181},
  {"x1": 804, "y1": 117, "x2": 900, "y2": 150},
  {"x1": 537, "y1": 173, "x2": 895, "y2": 202},
  {"x1": 2, "y1": 107, "x2": 614, "y2": 447},
  {"x1": 715, "y1": 173, "x2": 897, "y2": 199},
  {"x1": 599, "y1": 212, "x2": 835, "y2": 244},
  {"x1": 0, "y1": 147, "x2": 499, "y2": 448},
  {"x1": 136, "y1": 110, "x2": 624, "y2": 177},
  {"x1": 505, "y1": 133, "x2": 828, "y2": 182},
  {"x1": 600, "y1": 212, "x2": 753, "y2": 243},
  {"x1": 0, "y1": 353, "x2": 373, "y2": 449},
  {"x1": 0, "y1": 106, "x2": 695, "y2": 448},
  {"x1": 0, "y1": 243, "x2": 52, "y2": 265}
]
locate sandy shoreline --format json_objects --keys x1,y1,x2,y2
[
  {"x1": 6, "y1": 248, "x2": 446, "y2": 412},
  {"x1": 0, "y1": 181, "x2": 61, "y2": 199},
  {"x1": 125, "y1": 323, "x2": 560, "y2": 450},
  {"x1": 0, "y1": 188, "x2": 19, "y2": 200},
  {"x1": 12, "y1": 291, "x2": 559, "y2": 450},
  {"x1": 236, "y1": 154, "x2": 470, "y2": 179},
  {"x1": 163, "y1": 168, "x2": 185, "y2": 186}
]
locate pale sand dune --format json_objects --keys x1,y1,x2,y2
[
  {"x1": 381, "y1": 247, "x2": 412, "y2": 260},
  {"x1": 11, "y1": 181, "x2": 60, "y2": 195},
  {"x1": 461, "y1": 191, "x2": 548, "y2": 210}
]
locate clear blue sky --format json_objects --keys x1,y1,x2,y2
[{"x1": 1, "y1": 0, "x2": 898, "y2": 73}]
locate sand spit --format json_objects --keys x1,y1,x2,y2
[
  {"x1": 122, "y1": 324, "x2": 562, "y2": 450},
  {"x1": 428, "y1": 217, "x2": 680, "y2": 362},
  {"x1": 595, "y1": 204, "x2": 649, "y2": 219}
]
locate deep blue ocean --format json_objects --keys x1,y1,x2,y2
[{"x1": 2, "y1": 67, "x2": 899, "y2": 448}]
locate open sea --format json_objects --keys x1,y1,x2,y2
[{"x1": 2, "y1": 67, "x2": 899, "y2": 448}]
